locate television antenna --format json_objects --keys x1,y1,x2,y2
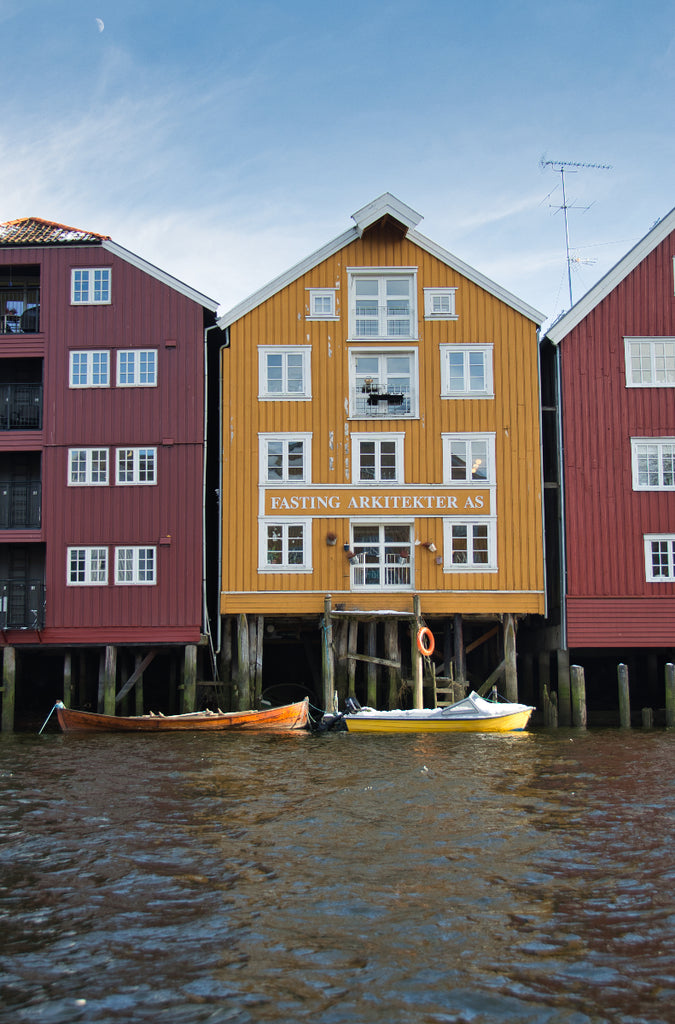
[{"x1": 540, "y1": 157, "x2": 612, "y2": 308}]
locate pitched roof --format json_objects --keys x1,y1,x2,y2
[
  {"x1": 0, "y1": 216, "x2": 110, "y2": 245},
  {"x1": 545, "y1": 205, "x2": 675, "y2": 345},
  {"x1": 218, "y1": 194, "x2": 544, "y2": 328}
]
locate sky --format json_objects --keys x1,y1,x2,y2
[{"x1": 2, "y1": 0, "x2": 674, "y2": 328}]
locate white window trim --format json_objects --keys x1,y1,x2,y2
[
  {"x1": 68, "y1": 448, "x2": 109, "y2": 486},
  {"x1": 258, "y1": 517, "x2": 312, "y2": 573},
  {"x1": 347, "y1": 267, "x2": 418, "y2": 341},
  {"x1": 349, "y1": 518, "x2": 414, "y2": 591},
  {"x1": 440, "y1": 344, "x2": 494, "y2": 399},
  {"x1": 258, "y1": 345, "x2": 312, "y2": 400},
  {"x1": 624, "y1": 337, "x2": 675, "y2": 388},
  {"x1": 116, "y1": 349, "x2": 158, "y2": 388},
  {"x1": 67, "y1": 546, "x2": 108, "y2": 586},
  {"x1": 442, "y1": 433, "x2": 496, "y2": 486},
  {"x1": 644, "y1": 534, "x2": 675, "y2": 582},
  {"x1": 258, "y1": 433, "x2": 312, "y2": 484},
  {"x1": 115, "y1": 447, "x2": 158, "y2": 486},
  {"x1": 71, "y1": 268, "x2": 111, "y2": 305},
  {"x1": 69, "y1": 350, "x2": 110, "y2": 388},
  {"x1": 348, "y1": 345, "x2": 419, "y2": 419},
  {"x1": 442, "y1": 517, "x2": 497, "y2": 572},
  {"x1": 350, "y1": 432, "x2": 405, "y2": 484},
  {"x1": 306, "y1": 288, "x2": 339, "y2": 320},
  {"x1": 114, "y1": 546, "x2": 157, "y2": 585},
  {"x1": 631, "y1": 437, "x2": 675, "y2": 490},
  {"x1": 424, "y1": 287, "x2": 458, "y2": 320}
]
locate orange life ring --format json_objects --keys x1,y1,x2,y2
[{"x1": 416, "y1": 626, "x2": 435, "y2": 657}]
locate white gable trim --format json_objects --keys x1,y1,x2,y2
[
  {"x1": 546, "y1": 206, "x2": 675, "y2": 345},
  {"x1": 102, "y1": 240, "x2": 219, "y2": 312},
  {"x1": 351, "y1": 193, "x2": 422, "y2": 236}
]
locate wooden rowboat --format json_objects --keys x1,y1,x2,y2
[
  {"x1": 343, "y1": 691, "x2": 534, "y2": 734},
  {"x1": 54, "y1": 698, "x2": 310, "y2": 734}
]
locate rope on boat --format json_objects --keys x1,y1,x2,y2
[{"x1": 38, "y1": 700, "x2": 64, "y2": 735}]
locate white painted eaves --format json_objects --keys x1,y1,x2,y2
[{"x1": 102, "y1": 240, "x2": 220, "y2": 312}]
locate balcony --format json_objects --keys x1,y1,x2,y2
[
  {"x1": 1, "y1": 267, "x2": 40, "y2": 335},
  {"x1": 352, "y1": 380, "x2": 413, "y2": 418},
  {"x1": 0, "y1": 482, "x2": 41, "y2": 529},
  {"x1": 0, "y1": 579, "x2": 45, "y2": 630},
  {"x1": 0, "y1": 384, "x2": 43, "y2": 430}
]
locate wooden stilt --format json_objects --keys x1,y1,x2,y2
[
  {"x1": 385, "y1": 619, "x2": 400, "y2": 709},
  {"x1": 254, "y1": 616, "x2": 264, "y2": 704},
  {"x1": 503, "y1": 613, "x2": 517, "y2": 702},
  {"x1": 557, "y1": 649, "x2": 571, "y2": 726},
  {"x1": 78, "y1": 651, "x2": 88, "y2": 707},
  {"x1": 97, "y1": 649, "x2": 105, "y2": 712},
  {"x1": 103, "y1": 646, "x2": 117, "y2": 717},
  {"x1": 618, "y1": 663, "x2": 631, "y2": 728},
  {"x1": 366, "y1": 621, "x2": 377, "y2": 707},
  {"x1": 321, "y1": 595, "x2": 334, "y2": 713},
  {"x1": 642, "y1": 707, "x2": 653, "y2": 729},
  {"x1": 1, "y1": 646, "x2": 16, "y2": 733},
  {"x1": 538, "y1": 651, "x2": 551, "y2": 707},
  {"x1": 237, "y1": 614, "x2": 250, "y2": 710},
  {"x1": 412, "y1": 595, "x2": 423, "y2": 709},
  {"x1": 665, "y1": 663, "x2": 675, "y2": 728},
  {"x1": 183, "y1": 644, "x2": 197, "y2": 712},
  {"x1": 220, "y1": 616, "x2": 233, "y2": 685},
  {"x1": 570, "y1": 664, "x2": 587, "y2": 728},
  {"x1": 443, "y1": 619, "x2": 452, "y2": 679},
  {"x1": 335, "y1": 618, "x2": 349, "y2": 703},
  {"x1": 347, "y1": 618, "x2": 358, "y2": 696},
  {"x1": 454, "y1": 614, "x2": 466, "y2": 686},
  {"x1": 168, "y1": 659, "x2": 177, "y2": 714},
  {"x1": 134, "y1": 653, "x2": 144, "y2": 716},
  {"x1": 63, "y1": 651, "x2": 73, "y2": 708}
]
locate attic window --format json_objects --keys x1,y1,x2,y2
[
  {"x1": 307, "y1": 289, "x2": 338, "y2": 320},
  {"x1": 71, "y1": 268, "x2": 111, "y2": 305},
  {"x1": 424, "y1": 288, "x2": 458, "y2": 320}
]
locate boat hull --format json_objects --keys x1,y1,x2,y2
[
  {"x1": 344, "y1": 707, "x2": 533, "y2": 733},
  {"x1": 55, "y1": 698, "x2": 310, "y2": 734}
]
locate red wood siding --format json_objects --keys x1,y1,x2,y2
[{"x1": 560, "y1": 228, "x2": 675, "y2": 647}]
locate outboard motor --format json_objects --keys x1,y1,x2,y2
[{"x1": 345, "y1": 696, "x2": 362, "y2": 715}]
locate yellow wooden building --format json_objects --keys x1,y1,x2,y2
[{"x1": 217, "y1": 195, "x2": 545, "y2": 711}]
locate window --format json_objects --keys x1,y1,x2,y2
[
  {"x1": 71, "y1": 268, "x2": 111, "y2": 305},
  {"x1": 307, "y1": 289, "x2": 338, "y2": 319},
  {"x1": 259, "y1": 520, "x2": 311, "y2": 571},
  {"x1": 350, "y1": 348, "x2": 417, "y2": 418},
  {"x1": 440, "y1": 345, "x2": 493, "y2": 398},
  {"x1": 442, "y1": 434, "x2": 495, "y2": 485},
  {"x1": 117, "y1": 349, "x2": 157, "y2": 387},
  {"x1": 625, "y1": 338, "x2": 675, "y2": 387},
  {"x1": 259, "y1": 346, "x2": 311, "y2": 399},
  {"x1": 115, "y1": 546, "x2": 157, "y2": 584},
  {"x1": 443, "y1": 519, "x2": 496, "y2": 571},
  {"x1": 116, "y1": 448, "x2": 157, "y2": 485},
  {"x1": 68, "y1": 448, "x2": 109, "y2": 485},
  {"x1": 631, "y1": 438, "x2": 675, "y2": 489},
  {"x1": 424, "y1": 288, "x2": 458, "y2": 319},
  {"x1": 69, "y1": 350, "x2": 110, "y2": 387},
  {"x1": 351, "y1": 433, "x2": 404, "y2": 483},
  {"x1": 644, "y1": 535, "x2": 675, "y2": 581},
  {"x1": 67, "y1": 546, "x2": 108, "y2": 585},
  {"x1": 351, "y1": 522, "x2": 412, "y2": 589},
  {"x1": 348, "y1": 269, "x2": 417, "y2": 339},
  {"x1": 259, "y1": 434, "x2": 311, "y2": 484}
]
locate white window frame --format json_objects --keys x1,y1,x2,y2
[
  {"x1": 351, "y1": 432, "x2": 405, "y2": 484},
  {"x1": 67, "y1": 546, "x2": 108, "y2": 585},
  {"x1": 350, "y1": 519, "x2": 414, "y2": 591},
  {"x1": 442, "y1": 433, "x2": 496, "y2": 485},
  {"x1": 116, "y1": 447, "x2": 157, "y2": 486},
  {"x1": 349, "y1": 346, "x2": 419, "y2": 419},
  {"x1": 624, "y1": 338, "x2": 675, "y2": 388},
  {"x1": 258, "y1": 346, "x2": 312, "y2": 400},
  {"x1": 71, "y1": 268, "x2": 111, "y2": 305},
  {"x1": 69, "y1": 350, "x2": 110, "y2": 388},
  {"x1": 115, "y1": 546, "x2": 157, "y2": 585},
  {"x1": 307, "y1": 288, "x2": 339, "y2": 320},
  {"x1": 443, "y1": 518, "x2": 497, "y2": 572},
  {"x1": 258, "y1": 518, "x2": 312, "y2": 572},
  {"x1": 631, "y1": 438, "x2": 675, "y2": 490},
  {"x1": 424, "y1": 287, "x2": 458, "y2": 320},
  {"x1": 258, "y1": 433, "x2": 312, "y2": 484},
  {"x1": 440, "y1": 345, "x2": 494, "y2": 398},
  {"x1": 347, "y1": 267, "x2": 418, "y2": 340},
  {"x1": 644, "y1": 534, "x2": 675, "y2": 582},
  {"x1": 68, "y1": 448, "x2": 109, "y2": 486},
  {"x1": 117, "y1": 349, "x2": 158, "y2": 387}
]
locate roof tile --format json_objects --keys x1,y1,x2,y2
[{"x1": 0, "y1": 216, "x2": 110, "y2": 246}]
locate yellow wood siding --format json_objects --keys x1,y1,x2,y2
[{"x1": 221, "y1": 222, "x2": 544, "y2": 616}]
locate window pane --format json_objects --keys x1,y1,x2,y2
[
  {"x1": 448, "y1": 351, "x2": 465, "y2": 391},
  {"x1": 471, "y1": 441, "x2": 488, "y2": 481},
  {"x1": 266, "y1": 353, "x2": 283, "y2": 392},
  {"x1": 286, "y1": 354, "x2": 304, "y2": 393},
  {"x1": 468, "y1": 351, "x2": 486, "y2": 391},
  {"x1": 451, "y1": 441, "x2": 467, "y2": 480},
  {"x1": 267, "y1": 441, "x2": 283, "y2": 479},
  {"x1": 359, "y1": 441, "x2": 376, "y2": 480}
]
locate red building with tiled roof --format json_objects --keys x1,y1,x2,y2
[{"x1": 0, "y1": 217, "x2": 220, "y2": 727}]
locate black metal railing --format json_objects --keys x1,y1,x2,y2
[
  {"x1": 0, "y1": 482, "x2": 41, "y2": 529},
  {"x1": 0, "y1": 579, "x2": 45, "y2": 630},
  {"x1": 0, "y1": 384, "x2": 43, "y2": 430}
]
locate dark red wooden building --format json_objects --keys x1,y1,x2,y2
[
  {"x1": 0, "y1": 218, "x2": 219, "y2": 726},
  {"x1": 541, "y1": 207, "x2": 675, "y2": 702}
]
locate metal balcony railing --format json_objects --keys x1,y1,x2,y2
[
  {"x1": 0, "y1": 482, "x2": 41, "y2": 529},
  {"x1": 0, "y1": 579, "x2": 45, "y2": 630},
  {"x1": 352, "y1": 382, "x2": 413, "y2": 417},
  {"x1": 0, "y1": 384, "x2": 43, "y2": 430},
  {"x1": 0, "y1": 306, "x2": 40, "y2": 334}
]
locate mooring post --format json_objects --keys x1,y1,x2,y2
[
  {"x1": 322, "y1": 595, "x2": 335, "y2": 713},
  {"x1": 665, "y1": 663, "x2": 675, "y2": 728},
  {"x1": 1, "y1": 646, "x2": 16, "y2": 733},
  {"x1": 412, "y1": 595, "x2": 423, "y2": 709},
  {"x1": 570, "y1": 664, "x2": 587, "y2": 728},
  {"x1": 557, "y1": 648, "x2": 572, "y2": 726},
  {"x1": 617, "y1": 663, "x2": 631, "y2": 728}
]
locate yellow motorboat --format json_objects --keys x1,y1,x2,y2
[{"x1": 343, "y1": 691, "x2": 534, "y2": 734}]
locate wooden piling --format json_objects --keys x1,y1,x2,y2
[
  {"x1": 570, "y1": 664, "x2": 587, "y2": 728},
  {"x1": 1, "y1": 646, "x2": 16, "y2": 733},
  {"x1": 347, "y1": 618, "x2": 358, "y2": 696},
  {"x1": 454, "y1": 614, "x2": 466, "y2": 686},
  {"x1": 538, "y1": 651, "x2": 551, "y2": 708},
  {"x1": 642, "y1": 707, "x2": 654, "y2": 729},
  {"x1": 557, "y1": 649, "x2": 572, "y2": 726},
  {"x1": 134, "y1": 653, "x2": 144, "y2": 715},
  {"x1": 103, "y1": 646, "x2": 117, "y2": 717},
  {"x1": 385, "y1": 619, "x2": 401, "y2": 709},
  {"x1": 220, "y1": 616, "x2": 233, "y2": 685},
  {"x1": 366, "y1": 622, "x2": 377, "y2": 707},
  {"x1": 503, "y1": 613, "x2": 517, "y2": 702},
  {"x1": 63, "y1": 651, "x2": 73, "y2": 708},
  {"x1": 665, "y1": 663, "x2": 675, "y2": 728},
  {"x1": 617, "y1": 663, "x2": 631, "y2": 728},
  {"x1": 236, "y1": 614, "x2": 250, "y2": 710},
  {"x1": 183, "y1": 644, "x2": 197, "y2": 713},
  {"x1": 412, "y1": 596, "x2": 423, "y2": 709},
  {"x1": 321, "y1": 595, "x2": 335, "y2": 713}
]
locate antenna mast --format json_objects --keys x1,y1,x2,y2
[{"x1": 541, "y1": 158, "x2": 612, "y2": 308}]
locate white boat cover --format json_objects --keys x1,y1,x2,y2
[{"x1": 348, "y1": 691, "x2": 533, "y2": 721}]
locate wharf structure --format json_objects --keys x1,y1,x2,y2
[
  {"x1": 217, "y1": 195, "x2": 546, "y2": 711},
  {"x1": 540, "y1": 207, "x2": 675, "y2": 720},
  {"x1": 0, "y1": 217, "x2": 220, "y2": 729}
]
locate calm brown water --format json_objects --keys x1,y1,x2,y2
[{"x1": 0, "y1": 727, "x2": 673, "y2": 1024}]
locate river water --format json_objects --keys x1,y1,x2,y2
[{"x1": 0, "y1": 726, "x2": 673, "y2": 1024}]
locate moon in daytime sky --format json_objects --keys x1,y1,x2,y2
[{"x1": 95, "y1": 18, "x2": 104, "y2": 32}]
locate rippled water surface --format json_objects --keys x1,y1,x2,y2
[{"x1": 0, "y1": 727, "x2": 673, "y2": 1023}]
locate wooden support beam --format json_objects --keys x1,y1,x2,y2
[
  {"x1": 347, "y1": 618, "x2": 358, "y2": 695},
  {"x1": 617, "y1": 663, "x2": 631, "y2": 728},
  {"x1": 412, "y1": 595, "x2": 423, "y2": 709},
  {"x1": 254, "y1": 616, "x2": 264, "y2": 704},
  {"x1": 63, "y1": 652, "x2": 73, "y2": 708},
  {"x1": 237, "y1": 614, "x2": 250, "y2": 710},
  {"x1": 465, "y1": 625, "x2": 499, "y2": 656},
  {"x1": 557, "y1": 648, "x2": 571, "y2": 726},
  {"x1": 347, "y1": 651, "x2": 401, "y2": 669},
  {"x1": 385, "y1": 619, "x2": 400, "y2": 709},
  {"x1": 115, "y1": 650, "x2": 157, "y2": 704},
  {"x1": 103, "y1": 646, "x2": 117, "y2": 717},
  {"x1": 570, "y1": 664, "x2": 587, "y2": 728},
  {"x1": 366, "y1": 621, "x2": 377, "y2": 707},
  {"x1": 1, "y1": 646, "x2": 16, "y2": 733},
  {"x1": 477, "y1": 659, "x2": 506, "y2": 696},
  {"x1": 321, "y1": 595, "x2": 335, "y2": 713},
  {"x1": 454, "y1": 614, "x2": 466, "y2": 685},
  {"x1": 183, "y1": 644, "x2": 198, "y2": 713},
  {"x1": 503, "y1": 613, "x2": 517, "y2": 702},
  {"x1": 666, "y1": 663, "x2": 675, "y2": 728},
  {"x1": 134, "y1": 653, "x2": 144, "y2": 716},
  {"x1": 220, "y1": 616, "x2": 233, "y2": 685}
]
